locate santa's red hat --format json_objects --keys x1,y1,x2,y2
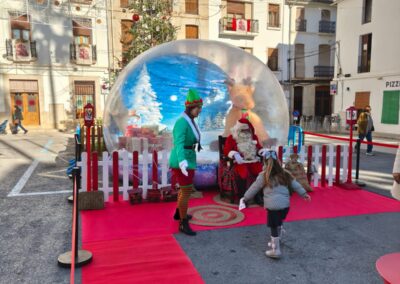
[{"x1": 230, "y1": 118, "x2": 257, "y2": 141}]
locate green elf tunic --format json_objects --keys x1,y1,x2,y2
[{"x1": 169, "y1": 112, "x2": 201, "y2": 170}]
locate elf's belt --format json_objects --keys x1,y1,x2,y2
[{"x1": 184, "y1": 145, "x2": 196, "y2": 150}]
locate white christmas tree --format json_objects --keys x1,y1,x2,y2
[
  {"x1": 213, "y1": 112, "x2": 224, "y2": 129},
  {"x1": 129, "y1": 65, "x2": 163, "y2": 127},
  {"x1": 203, "y1": 116, "x2": 212, "y2": 131}
]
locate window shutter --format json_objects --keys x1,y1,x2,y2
[
  {"x1": 30, "y1": 41, "x2": 37, "y2": 58},
  {"x1": 381, "y1": 91, "x2": 400, "y2": 124},
  {"x1": 185, "y1": 25, "x2": 199, "y2": 39},
  {"x1": 6, "y1": 39, "x2": 13, "y2": 57},
  {"x1": 227, "y1": 1, "x2": 245, "y2": 16},
  {"x1": 354, "y1": 92, "x2": 370, "y2": 110},
  {"x1": 92, "y1": 45, "x2": 97, "y2": 62}
]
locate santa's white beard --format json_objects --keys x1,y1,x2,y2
[{"x1": 236, "y1": 132, "x2": 257, "y2": 160}]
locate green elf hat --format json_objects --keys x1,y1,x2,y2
[{"x1": 185, "y1": 89, "x2": 203, "y2": 108}]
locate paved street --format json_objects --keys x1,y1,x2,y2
[
  {"x1": 0, "y1": 129, "x2": 398, "y2": 283},
  {"x1": 0, "y1": 130, "x2": 75, "y2": 284}
]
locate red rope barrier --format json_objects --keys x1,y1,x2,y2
[{"x1": 303, "y1": 131, "x2": 399, "y2": 148}]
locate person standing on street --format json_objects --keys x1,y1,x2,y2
[
  {"x1": 13, "y1": 105, "x2": 28, "y2": 134},
  {"x1": 391, "y1": 144, "x2": 400, "y2": 200},
  {"x1": 357, "y1": 105, "x2": 374, "y2": 155},
  {"x1": 169, "y1": 89, "x2": 203, "y2": 236}
]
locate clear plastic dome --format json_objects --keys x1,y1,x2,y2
[{"x1": 103, "y1": 39, "x2": 289, "y2": 186}]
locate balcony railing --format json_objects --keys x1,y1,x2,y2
[
  {"x1": 70, "y1": 43, "x2": 97, "y2": 65},
  {"x1": 5, "y1": 39, "x2": 37, "y2": 62},
  {"x1": 312, "y1": 0, "x2": 334, "y2": 3},
  {"x1": 319, "y1": 21, "x2": 336, "y2": 33},
  {"x1": 219, "y1": 17, "x2": 259, "y2": 36},
  {"x1": 314, "y1": 65, "x2": 334, "y2": 78},
  {"x1": 296, "y1": 19, "x2": 307, "y2": 32}
]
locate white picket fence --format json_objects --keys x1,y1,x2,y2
[{"x1": 77, "y1": 144, "x2": 349, "y2": 202}]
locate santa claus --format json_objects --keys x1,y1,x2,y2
[{"x1": 224, "y1": 118, "x2": 268, "y2": 195}]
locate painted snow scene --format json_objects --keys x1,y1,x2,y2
[{"x1": 103, "y1": 40, "x2": 289, "y2": 187}]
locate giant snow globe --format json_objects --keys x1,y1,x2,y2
[{"x1": 103, "y1": 39, "x2": 289, "y2": 187}]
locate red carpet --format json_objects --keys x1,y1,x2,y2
[
  {"x1": 82, "y1": 234, "x2": 204, "y2": 284},
  {"x1": 81, "y1": 186, "x2": 400, "y2": 283}
]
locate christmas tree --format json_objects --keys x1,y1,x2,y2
[
  {"x1": 130, "y1": 64, "x2": 163, "y2": 127},
  {"x1": 124, "y1": 0, "x2": 177, "y2": 64}
]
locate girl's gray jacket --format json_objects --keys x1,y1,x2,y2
[{"x1": 243, "y1": 172, "x2": 307, "y2": 210}]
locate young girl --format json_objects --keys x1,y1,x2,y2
[{"x1": 240, "y1": 150, "x2": 311, "y2": 259}]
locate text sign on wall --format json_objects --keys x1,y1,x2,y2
[{"x1": 385, "y1": 81, "x2": 400, "y2": 88}]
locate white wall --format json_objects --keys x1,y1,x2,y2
[{"x1": 333, "y1": 0, "x2": 400, "y2": 134}]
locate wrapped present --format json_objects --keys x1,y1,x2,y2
[
  {"x1": 147, "y1": 189, "x2": 161, "y2": 202},
  {"x1": 160, "y1": 186, "x2": 178, "y2": 202},
  {"x1": 128, "y1": 188, "x2": 143, "y2": 204}
]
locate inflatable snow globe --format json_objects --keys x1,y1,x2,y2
[{"x1": 103, "y1": 39, "x2": 289, "y2": 187}]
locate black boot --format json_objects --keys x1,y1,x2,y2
[
  {"x1": 173, "y1": 208, "x2": 192, "y2": 220},
  {"x1": 179, "y1": 218, "x2": 196, "y2": 236}
]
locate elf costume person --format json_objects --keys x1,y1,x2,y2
[{"x1": 169, "y1": 89, "x2": 203, "y2": 236}]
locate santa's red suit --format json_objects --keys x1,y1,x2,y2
[{"x1": 223, "y1": 118, "x2": 263, "y2": 180}]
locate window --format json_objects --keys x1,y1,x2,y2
[
  {"x1": 74, "y1": 81, "x2": 95, "y2": 119},
  {"x1": 355, "y1": 92, "x2": 370, "y2": 111},
  {"x1": 294, "y1": 44, "x2": 305, "y2": 78},
  {"x1": 381, "y1": 91, "x2": 399, "y2": 124},
  {"x1": 295, "y1": 8, "x2": 306, "y2": 32},
  {"x1": 227, "y1": 1, "x2": 245, "y2": 18},
  {"x1": 362, "y1": 0, "x2": 372, "y2": 24},
  {"x1": 358, "y1": 33, "x2": 372, "y2": 73},
  {"x1": 185, "y1": 25, "x2": 199, "y2": 39},
  {"x1": 120, "y1": 0, "x2": 129, "y2": 8},
  {"x1": 72, "y1": 18, "x2": 92, "y2": 45},
  {"x1": 241, "y1": 47, "x2": 253, "y2": 54},
  {"x1": 267, "y1": 48, "x2": 278, "y2": 71},
  {"x1": 185, "y1": 0, "x2": 198, "y2": 15},
  {"x1": 268, "y1": 4, "x2": 280, "y2": 28},
  {"x1": 10, "y1": 14, "x2": 30, "y2": 41},
  {"x1": 121, "y1": 20, "x2": 133, "y2": 49}
]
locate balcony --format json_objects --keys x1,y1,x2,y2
[
  {"x1": 296, "y1": 19, "x2": 307, "y2": 32},
  {"x1": 219, "y1": 17, "x2": 259, "y2": 37},
  {"x1": 314, "y1": 66, "x2": 334, "y2": 78},
  {"x1": 312, "y1": 0, "x2": 334, "y2": 3},
  {"x1": 319, "y1": 21, "x2": 336, "y2": 33},
  {"x1": 70, "y1": 43, "x2": 97, "y2": 65},
  {"x1": 5, "y1": 39, "x2": 37, "y2": 62}
]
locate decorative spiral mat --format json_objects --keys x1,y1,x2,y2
[
  {"x1": 187, "y1": 205, "x2": 245, "y2": 227},
  {"x1": 213, "y1": 194, "x2": 260, "y2": 208}
]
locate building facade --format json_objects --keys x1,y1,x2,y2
[
  {"x1": 333, "y1": 0, "x2": 400, "y2": 134},
  {"x1": 0, "y1": 0, "x2": 109, "y2": 129}
]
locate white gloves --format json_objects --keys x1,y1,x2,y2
[
  {"x1": 233, "y1": 153, "x2": 244, "y2": 164},
  {"x1": 258, "y1": 148, "x2": 268, "y2": 157},
  {"x1": 239, "y1": 198, "x2": 247, "y2": 211},
  {"x1": 179, "y1": 160, "x2": 188, "y2": 176}
]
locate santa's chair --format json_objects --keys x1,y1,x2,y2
[{"x1": 217, "y1": 135, "x2": 259, "y2": 204}]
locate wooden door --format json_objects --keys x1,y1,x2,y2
[{"x1": 11, "y1": 93, "x2": 40, "y2": 125}]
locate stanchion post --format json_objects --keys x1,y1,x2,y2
[
  {"x1": 58, "y1": 167, "x2": 92, "y2": 269},
  {"x1": 355, "y1": 138, "x2": 366, "y2": 187}
]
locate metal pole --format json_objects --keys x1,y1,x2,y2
[
  {"x1": 347, "y1": 122, "x2": 353, "y2": 183},
  {"x1": 355, "y1": 138, "x2": 366, "y2": 186}
]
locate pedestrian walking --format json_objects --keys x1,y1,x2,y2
[
  {"x1": 169, "y1": 89, "x2": 203, "y2": 236},
  {"x1": 357, "y1": 105, "x2": 374, "y2": 155},
  {"x1": 391, "y1": 144, "x2": 400, "y2": 200},
  {"x1": 240, "y1": 150, "x2": 311, "y2": 259},
  {"x1": 13, "y1": 105, "x2": 28, "y2": 134}
]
